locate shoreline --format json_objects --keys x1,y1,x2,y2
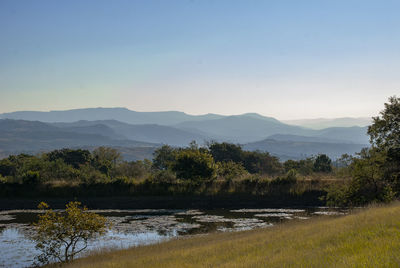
[
  {"x1": 0, "y1": 192, "x2": 325, "y2": 210},
  {"x1": 56, "y1": 202, "x2": 400, "y2": 268}
]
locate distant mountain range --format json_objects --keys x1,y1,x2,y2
[
  {"x1": 0, "y1": 108, "x2": 224, "y2": 125},
  {"x1": 282, "y1": 117, "x2": 372, "y2": 129},
  {"x1": 0, "y1": 108, "x2": 371, "y2": 160},
  {"x1": 0, "y1": 119, "x2": 157, "y2": 158},
  {"x1": 52, "y1": 120, "x2": 207, "y2": 146},
  {"x1": 244, "y1": 138, "x2": 366, "y2": 161}
]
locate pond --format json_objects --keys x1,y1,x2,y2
[{"x1": 0, "y1": 207, "x2": 347, "y2": 268}]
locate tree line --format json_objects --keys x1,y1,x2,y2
[
  {"x1": 0, "y1": 141, "x2": 335, "y2": 187},
  {"x1": 1, "y1": 96, "x2": 398, "y2": 206}
]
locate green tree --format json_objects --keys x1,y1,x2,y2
[
  {"x1": 284, "y1": 158, "x2": 314, "y2": 175},
  {"x1": 242, "y1": 151, "x2": 283, "y2": 175},
  {"x1": 327, "y1": 96, "x2": 400, "y2": 206},
  {"x1": 216, "y1": 161, "x2": 248, "y2": 180},
  {"x1": 368, "y1": 96, "x2": 400, "y2": 149},
  {"x1": 208, "y1": 142, "x2": 244, "y2": 163},
  {"x1": 367, "y1": 96, "x2": 400, "y2": 190},
  {"x1": 22, "y1": 170, "x2": 41, "y2": 184},
  {"x1": 335, "y1": 153, "x2": 354, "y2": 168},
  {"x1": 152, "y1": 145, "x2": 177, "y2": 170},
  {"x1": 115, "y1": 159, "x2": 152, "y2": 179},
  {"x1": 33, "y1": 201, "x2": 109, "y2": 265},
  {"x1": 92, "y1": 147, "x2": 122, "y2": 175},
  {"x1": 0, "y1": 158, "x2": 15, "y2": 177},
  {"x1": 313, "y1": 154, "x2": 332, "y2": 173},
  {"x1": 172, "y1": 149, "x2": 217, "y2": 180},
  {"x1": 346, "y1": 148, "x2": 393, "y2": 205},
  {"x1": 47, "y1": 149, "x2": 91, "y2": 169}
]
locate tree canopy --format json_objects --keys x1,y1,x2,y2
[{"x1": 33, "y1": 201, "x2": 109, "y2": 264}]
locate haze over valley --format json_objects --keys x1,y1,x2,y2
[{"x1": 0, "y1": 108, "x2": 369, "y2": 161}]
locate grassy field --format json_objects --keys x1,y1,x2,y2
[{"x1": 60, "y1": 202, "x2": 400, "y2": 268}]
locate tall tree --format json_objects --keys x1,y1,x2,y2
[{"x1": 368, "y1": 96, "x2": 400, "y2": 149}]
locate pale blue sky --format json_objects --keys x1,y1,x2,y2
[{"x1": 0, "y1": 0, "x2": 399, "y2": 119}]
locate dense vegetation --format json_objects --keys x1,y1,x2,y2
[
  {"x1": 0, "y1": 140, "x2": 338, "y2": 201},
  {"x1": 326, "y1": 96, "x2": 400, "y2": 206},
  {"x1": 57, "y1": 202, "x2": 400, "y2": 268},
  {"x1": 1, "y1": 96, "x2": 398, "y2": 207}
]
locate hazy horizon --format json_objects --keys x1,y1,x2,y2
[
  {"x1": 0, "y1": 106, "x2": 374, "y2": 122},
  {"x1": 1, "y1": 1, "x2": 399, "y2": 119}
]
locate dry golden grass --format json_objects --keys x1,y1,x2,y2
[{"x1": 61, "y1": 202, "x2": 400, "y2": 268}]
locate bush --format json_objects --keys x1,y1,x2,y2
[
  {"x1": 272, "y1": 169, "x2": 297, "y2": 184},
  {"x1": 284, "y1": 158, "x2": 314, "y2": 175},
  {"x1": 152, "y1": 145, "x2": 177, "y2": 171},
  {"x1": 151, "y1": 170, "x2": 177, "y2": 183},
  {"x1": 217, "y1": 161, "x2": 248, "y2": 180},
  {"x1": 313, "y1": 154, "x2": 332, "y2": 173},
  {"x1": 172, "y1": 149, "x2": 217, "y2": 180},
  {"x1": 22, "y1": 170, "x2": 41, "y2": 184},
  {"x1": 33, "y1": 201, "x2": 109, "y2": 264}
]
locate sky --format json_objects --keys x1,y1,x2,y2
[{"x1": 0, "y1": 0, "x2": 399, "y2": 120}]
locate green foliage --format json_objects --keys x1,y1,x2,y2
[
  {"x1": 216, "y1": 161, "x2": 248, "y2": 180},
  {"x1": 313, "y1": 154, "x2": 332, "y2": 173},
  {"x1": 209, "y1": 142, "x2": 283, "y2": 175},
  {"x1": 208, "y1": 142, "x2": 243, "y2": 163},
  {"x1": 325, "y1": 183, "x2": 349, "y2": 207},
  {"x1": 0, "y1": 174, "x2": 6, "y2": 183},
  {"x1": 0, "y1": 158, "x2": 15, "y2": 177},
  {"x1": 152, "y1": 145, "x2": 177, "y2": 171},
  {"x1": 272, "y1": 169, "x2": 297, "y2": 184},
  {"x1": 151, "y1": 170, "x2": 177, "y2": 183},
  {"x1": 368, "y1": 96, "x2": 400, "y2": 149},
  {"x1": 346, "y1": 148, "x2": 391, "y2": 205},
  {"x1": 22, "y1": 170, "x2": 41, "y2": 184},
  {"x1": 115, "y1": 159, "x2": 152, "y2": 179},
  {"x1": 33, "y1": 201, "x2": 109, "y2": 265},
  {"x1": 172, "y1": 149, "x2": 217, "y2": 180},
  {"x1": 242, "y1": 151, "x2": 283, "y2": 175},
  {"x1": 284, "y1": 158, "x2": 314, "y2": 175},
  {"x1": 92, "y1": 147, "x2": 122, "y2": 175},
  {"x1": 335, "y1": 153, "x2": 354, "y2": 168},
  {"x1": 327, "y1": 96, "x2": 400, "y2": 206},
  {"x1": 79, "y1": 164, "x2": 108, "y2": 184},
  {"x1": 47, "y1": 149, "x2": 91, "y2": 169}
]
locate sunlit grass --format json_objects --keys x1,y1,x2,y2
[{"x1": 60, "y1": 202, "x2": 400, "y2": 267}]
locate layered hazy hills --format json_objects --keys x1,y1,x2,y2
[
  {"x1": 0, "y1": 108, "x2": 224, "y2": 125},
  {"x1": 175, "y1": 115, "x2": 369, "y2": 144},
  {"x1": 0, "y1": 119, "x2": 157, "y2": 157},
  {"x1": 244, "y1": 137, "x2": 366, "y2": 161},
  {"x1": 0, "y1": 108, "x2": 371, "y2": 160},
  {"x1": 175, "y1": 115, "x2": 311, "y2": 142},
  {"x1": 53, "y1": 120, "x2": 208, "y2": 146},
  {"x1": 283, "y1": 117, "x2": 372, "y2": 129}
]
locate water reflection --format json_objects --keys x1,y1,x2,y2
[{"x1": 0, "y1": 207, "x2": 347, "y2": 268}]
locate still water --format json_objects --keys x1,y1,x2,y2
[{"x1": 0, "y1": 207, "x2": 347, "y2": 268}]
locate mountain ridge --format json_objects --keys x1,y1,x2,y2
[{"x1": 0, "y1": 108, "x2": 371, "y2": 160}]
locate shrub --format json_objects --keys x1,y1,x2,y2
[
  {"x1": 272, "y1": 169, "x2": 297, "y2": 185},
  {"x1": 217, "y1": 161, "x2": 248, "y2": 180},
  {"x1": 151, "y1": 170, "x2": 177, "y2": 183},
  {"x1": 22, "y1": 170, "x2": 41, "y2": 184},
  {"x1": 33, "y1": 201, "x2": 109, "y2": 265},
  {"x1": 313, "y1": 154, "x2": 332, "y2": 173},
  {"x1": 172, "y1": 149, "x2": 217, "y2": 180}
]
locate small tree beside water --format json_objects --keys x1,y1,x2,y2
[{"x1": 33, "y1": 201, "x2": 109, "y2": 265}]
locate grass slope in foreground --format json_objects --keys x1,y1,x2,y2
[{"x1": 61, "y1": 203, "x2": 400, "y2": 268}]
